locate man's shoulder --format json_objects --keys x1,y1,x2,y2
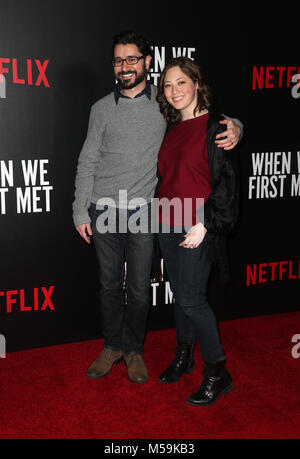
[{"x1": 150, "y1": 84, "x2": 158, "y2": 98}]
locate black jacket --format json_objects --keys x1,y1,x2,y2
[{"x1": 202, "y1": 112, "x2": 239, "y2": 284}]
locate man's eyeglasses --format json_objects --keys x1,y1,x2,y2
[{"x1": 112, "y1": 55, "x2": 145, "y2": 67}]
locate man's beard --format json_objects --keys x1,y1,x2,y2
[{"x1": 116, "y1": 65, "x2": 147, "y2": 90}]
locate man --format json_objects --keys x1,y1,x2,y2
[{"x1": 73, "y1": 31, "x2": 242, "y2": 384}]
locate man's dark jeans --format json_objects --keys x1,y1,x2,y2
[
  {"x1": 89, "y1": 204, "x2": 153, "y2": 355},
  {"x1": 159, "y1": 228, "x2": 225, "y2": 363}
]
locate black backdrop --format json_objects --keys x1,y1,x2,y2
[{"x1": 0, "y1": 1, "x2": 299, "y2": 352}]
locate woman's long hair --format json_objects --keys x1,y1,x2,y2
[{"x1": 157, "y1": 56, "x2": 215, "y2": 124}]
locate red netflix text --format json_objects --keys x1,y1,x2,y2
[
  {"x1": 252, "y1": 66, "x2": 300, "y2": 90},
  {"x1": 246, "y1": 260, "x2": 300, "y2": 286},
  {"x1": 0, "y1": 58, "x2": 50, "y2": 87},
  {"x1": 0, "y1": 286, "x2": 55, "y2": 313}
]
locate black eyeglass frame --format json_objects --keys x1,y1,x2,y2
[{"x1": 112, "y1": 55, "x2": 146, "y2": 67}]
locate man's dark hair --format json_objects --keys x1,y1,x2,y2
[{"x1": 112, "y1": 31, "x2": 152, "y2": 58}]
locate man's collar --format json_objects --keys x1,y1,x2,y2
[{"x1": 114, "y1": 82, "x2": 151, "y2": 104}]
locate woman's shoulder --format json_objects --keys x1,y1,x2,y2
[
  {"x1": 207, "y1": 110, "x2": 225, "y2": 126},
  {"x1": 207, "y1": 111, "x2": 226, "y2": 138}
]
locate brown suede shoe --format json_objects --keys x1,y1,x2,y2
[
  {"x1": 124, "y1": 353, "x2": 149, "y2": 384},
  {"x1": 87, "y1": 348, "x2": 123, "y2": 379}
]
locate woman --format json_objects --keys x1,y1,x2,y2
[{"x1": 156, "y1": 57, "x2": 239, "y2": 406}]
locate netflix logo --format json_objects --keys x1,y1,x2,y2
[
  {"x1": 0, "y1": 58, "x2": 50, "y2": 98},
  {"x1": 246, "y1": 260, "x2": 300, "y2": 286},
  {"x1": 0, "y1": 286, "x2": 55, "y2": 314},
  {"x1": 252, "y1": 66, "x2": 300, "y2": 89},
  {"x1": 252, "y1": 66, "x2": 300, "y2": 99}
]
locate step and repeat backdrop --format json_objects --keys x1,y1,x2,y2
[{"x1": 0, "y1": 2, "x2": 299, "y2": 351}]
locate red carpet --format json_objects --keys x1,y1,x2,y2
[{"x1": 0, "y1": 311, "x2": 299, "y2": 439}]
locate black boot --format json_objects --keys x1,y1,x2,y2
[
  {"x1": 186, "y1": 360, "x2": 234, "y2": 406},
  {"x1": 158, "y1": 343, "x2": 194, "y2": 384}
]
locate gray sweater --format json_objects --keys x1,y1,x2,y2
[{"x1": 73, "y1": 85, "x2": 166, "y2": 226}]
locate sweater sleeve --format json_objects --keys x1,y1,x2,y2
[
  {"x1": 72, "y1": 103, "x2": 106, "y2": 227},
  {"x1": 222, "y1": 114, "x2": 244, "y2": 141}
]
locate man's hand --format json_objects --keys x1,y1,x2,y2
[
  {"x1": 76, "y1": 223, "x2": 93, "y2": 244},
  {"x1": 215, "y1": 119, "x2": 241, "y2": 150},
  {"x1": 179, "y1": 223, "x2": 207, "y2": 249}
]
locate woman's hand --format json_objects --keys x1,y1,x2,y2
[{"x1": 179, "y1": 223, "x2": 207, "y2": 249}]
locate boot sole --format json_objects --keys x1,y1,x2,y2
[
  {"x1": 158, "y1": 366, "x2": 194, "y2": 384},
  {"x1": 86, "y1": 356, "x2": 123, "y2": 379},
  {"x1": 186, "y1": 382, "x2": 234, "y2": 407},
  {"x1": 127, "y1": 374, "x2": 149, "y2": 384}
]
